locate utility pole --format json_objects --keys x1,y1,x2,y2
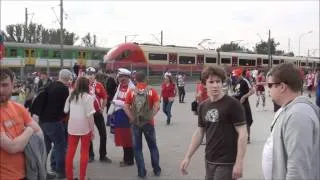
[
  {"x1": 25, "y1": 8, "x2": 28, "y2": 43},
  {"x1": 307, "y1": 49, "x2": 310, "y2": 69},
  {"x1": 60, "y1": 0, "x2": 64, "y2": 68},
  {"x1": 268, "y1": 29, "x2": 272, "y2": 69},
  {"x1": 160, "y1": 30, "x2": 163, "y2": 46},
  {"x1": 288, "y1": 38, "x2": 291, "y2": 53}
]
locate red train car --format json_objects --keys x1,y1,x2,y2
[{"x1": 103, "y1": 42, "x2": 320, "y2": 74}]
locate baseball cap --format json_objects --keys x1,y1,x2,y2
[{"x1": 86, "y1": 67, "x2": 96, "y2": 74}]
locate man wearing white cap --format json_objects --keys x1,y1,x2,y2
[
  {"x1": 86, "y1": 67, "x2": 112, "y2": 163},
  {"x1": 111, "y1": 68, "x2": 136, "y2": 167}
]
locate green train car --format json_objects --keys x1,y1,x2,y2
[{"x1": 1, "y1": 42, "x2": 110, "y2": 75}]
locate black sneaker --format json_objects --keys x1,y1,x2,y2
[
  {"x1": 154, "y1": 170, "x2": 161, "y2": 176},
  {"x1": 56, "y1": 173, "x2": 66, "y2": 179},
  {"x1": 46, "y1": 173, "x2": 56, "y2": 180},
  {"x1": 88, "y1": 156, "x2": 94, "y2": 163},
  {"x1": 119, "y1": 161, "x2": 134, "y2": 167},
  {"x1": 100, "y1": 156, "x2": 112, "y2": 163}
]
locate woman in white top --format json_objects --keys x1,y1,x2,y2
[{"x1": 64, "y1": 76, "x2": 96, "y2": 180}]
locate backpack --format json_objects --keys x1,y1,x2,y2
[
  {"x1": 29, "y1": 86, "x2": 48, "y2": 116},
  {"x1": 131, "y1": 87, "x2": 153, "y2": 127}
]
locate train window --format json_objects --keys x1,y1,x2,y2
[
  {"x1": 316, "y1": 63, "x2": 320, "y2": 68},
  {"x1": 116, "y1": 50, "x2": 131, "y2": 60},
  {"x1": 308, "y1": 63, "x2": 312, "y2": 67},
  {"x1": 221, "y1": 58, "x2": 231, "y2": 64},
  {"x1": 83, "y1": 52, "x2": 87, "y2": 59},
  {"x1": 10, "y1": 49, "x2": 17, "y2": 57},
  {"x1": 92, "y1": 51, "x2": 103, "y2": 60},
  {"x1": 64, "y1": 50, "x2": 73, "y2": 59},
  {"x1": 205, "y1": 57, "x2": 216, "y2": 63},
  {"x1": 179, "y1": 56, "x2": 195, "y2": 64},
  {"x1": 53, "y1": 51, "x2": 61, "y2": 58},
  {"x1": 280, "y1": 59, "x2": 284, "y2": 64},
  {"x1": 239, "y1": 59, "x2": 256, "y2": 66},
  {"x1": 25, "y1": 49, "x2": 30, "y2": 57},
  {"x1": 300, "y1": 62, "x2": 306, "y2": 66},
  {"x1": 273, "y1": 60, "x2": 279, "y2": 64},
  {"x1": 42, "y1": 50, "x2": 49, "y2": 57},
  {"x1": 263, "y1": 59, "x2": 269, "y2": 64},
  {"x1": 31, "y1": 49, "x2": 35, "y2": 57},
  {"x1": 149, "y1": 53, "x2": 167, "y2": 61}
]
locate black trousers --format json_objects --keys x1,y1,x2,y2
[
  {"x1": 123, "y1": 147, "x2": 134, "y2": 164},
  {"x1": 89, "y1": 111, "x2": 107, "y2": 159},
  {"x1": 178, "y1": 86, "x2": 186, "y2": 102}
]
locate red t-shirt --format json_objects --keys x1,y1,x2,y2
[
  {"x1": 125, "y1": 83, "x2": 159, "y2": 126},
  {"x1": 196, "y1": 83, "x2": 208, "y2": 103},
  {"x1": 89, "y1": 81, "x2": 108, "y2": 111},
  {"x1": 161, "y1": 82, "x2": 176, "y2": 101}
]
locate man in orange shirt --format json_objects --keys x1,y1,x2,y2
[
  {"x1": 0, "y1": 67, "x2": 42, "y2": 180},
  {"x1": 124, "y1": 71, "x2": 162, "y2": 178}
]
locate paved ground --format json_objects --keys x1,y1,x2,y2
[{"x1": 66, "y1": 84, "x2": 317, "y2": 180}]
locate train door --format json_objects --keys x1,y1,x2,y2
[
  {"x1": 196, "y1": 55, "x2": 204, "y2": 65},
  {"x1": 280, "y1": 59, "x2": 284, "y2": 64},
  {"x1": 77, "y1": 51, "x2": 87, "y2": 66},
  {"x1": 257, "y1": 58, "x2": 262, "y2": 67},
  {"x1": 232, "y1": 56, "x2": 238, "y2": 67},
  {"x1": 24, "y1": 48, "x2": 36, "y2": 64},
  {"x1": 169, "y1": 53, "x2": 177, "y2": 64}
]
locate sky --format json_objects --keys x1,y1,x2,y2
[{"x1": 1, "y1": 0, "x2": 319, "y2": 57}]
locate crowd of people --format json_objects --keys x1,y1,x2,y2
[{"x1": 0, "y1": 63, "x2": 319, "y2": 180}]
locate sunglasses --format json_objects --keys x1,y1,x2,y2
[{"x1": 267, "y1": 82, "x2": 281, "y2": 88}]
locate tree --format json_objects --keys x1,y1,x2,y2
[
  {"x1": 286, "y1": 52, "x2": 295, "y2": 57},
  {"x1": 4, "y1": 23, "x2": 78, "y2": 45},
  {"x1": 255, "y1": 38, "x2": 280, "y2": 55},
  {"x1": 81, "y1": 33, "x2": 96, "y2": 47},
  {"x1": 5, "y1": 24, "x2": 24, "y2": 42},
  {"x1": 217, "y1": 43, "x2": 244, "y2": 52}
]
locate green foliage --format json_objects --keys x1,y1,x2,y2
[
  {"x1": 217, "y1": 43, "x2": 243, "y2": 52},
  {"x1": 255, "y1": 38, "x2": 280, "y2": 55},
  {"x1": 4, "y1": 22, "x2": 80, "y2": 45},
  {"x1": 81, "y1": 33, "x2": 97, "y2": 47}
]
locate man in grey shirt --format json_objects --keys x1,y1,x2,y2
[{"x1": 262, "y1": 63, "x2": 320, "y2": 180}]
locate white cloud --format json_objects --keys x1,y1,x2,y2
[{"x1": 1, "y1": 0, "x2": 319, "y2": 56}]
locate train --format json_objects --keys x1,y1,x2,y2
[
  {"x1": 1, "y1": 42, "x2": 109, "y2": 75},
  {"x1": 103, "y1": 42, "x2": 320, "y2": 75}
]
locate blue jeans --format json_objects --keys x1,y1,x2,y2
[
  {"x1": 40, "y1": 121, "x2": 67, "y2": 175},
  {"x1": 163, "y1": 100, "x2": 173, "y2": 123},
  {"x1": 131, "y1": 124, "x2": 161, "y2": 177}
]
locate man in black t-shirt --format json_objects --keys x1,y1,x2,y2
[
  {"x1": 233, "y1": 69, "x2": 255, "y2": 143},
  {"x1": 38, "y1": 69, "x2": 72, "y2": 179},
  {"x1": 180, "y1": 66, "x2": 248, "y2": 180}
]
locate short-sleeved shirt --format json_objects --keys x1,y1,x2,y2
[
  {"x1": 89, "y1": 81, "x2": 108, "y2": 111},
  {"x1": 125, "y1": 82, "x2": 159, "y2": 126},
  {"x1": 64, "y1": 93, "x2": 96, "y2": 135},
  {"x1": 196, "y1": 83, "x2": 208, "y2": 103},
  {"x1": 198, "y1": 95, "x2": 246, "y2": 163},
  {"x1": 0, "y1": 100, "x2": 32, "y2": 180},
  {"x1": 234, "y1": 78, "x2": 252, "y2": 103}
]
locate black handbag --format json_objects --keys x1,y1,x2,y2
[{"x1": 191, "y1": 100, "x2": 198, "y2": 112}]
